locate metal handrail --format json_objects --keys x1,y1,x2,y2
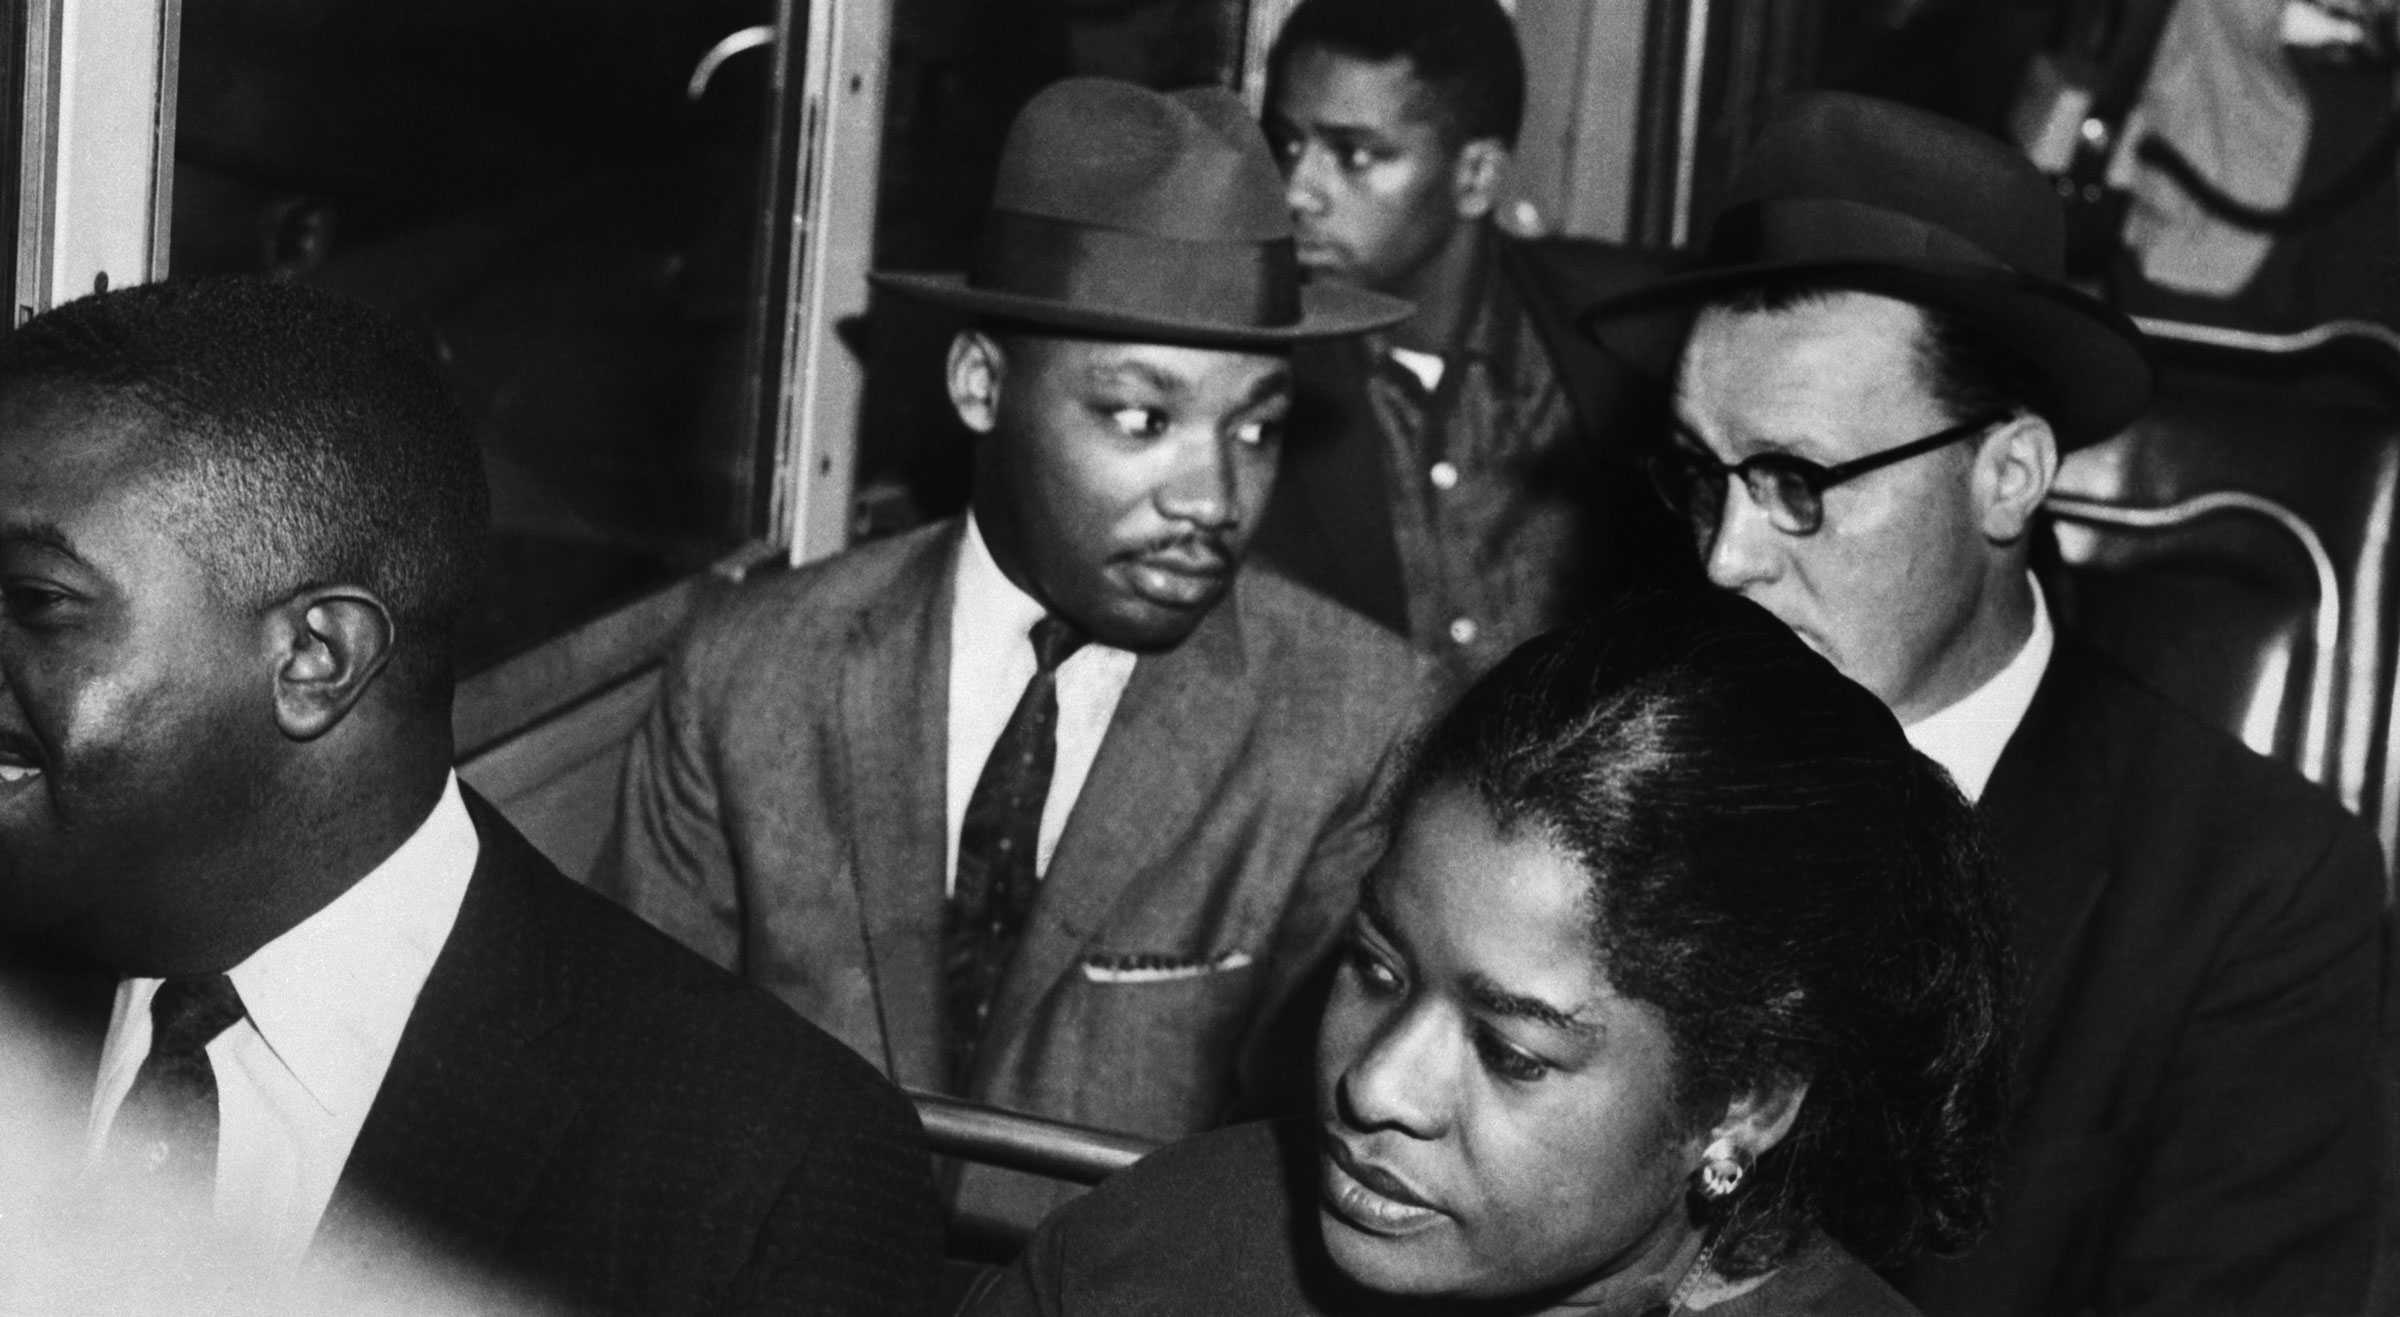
[
  {"x1": 686, "y1": 24, "x2": 774, "y2": 103},
  {"x1": 2133, "y1": 314, "x2": 2400, "y2": 367},
  {"x1": 909, "y1": 1091, "x2": 1158, "y2": 1187},
  {"x1": 2045, "y1": 491, "x2": 2344, "y2": 800}
]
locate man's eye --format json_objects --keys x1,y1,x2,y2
[
  {"x1": 1232, "y1": 417, "x2": 1285, "y2": 448},
  {"x1": 2, "y1": 584, "x2": 66, "y2": 616},
  {"x1": 1338, "y1": 145, "x2": 1379, "y2": 172},
  {"x1": 1107, "y1": 406, "x2": 1169, "y2": 439},
  {"x1": 1474, "y1": 1032, "x2": 1551, "y2": 1084}
]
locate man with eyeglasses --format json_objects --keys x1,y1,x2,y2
[{"x1": 1591, "y1": 93, "x2": 2384, "y2": 1317}]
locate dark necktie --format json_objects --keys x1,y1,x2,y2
[
  {"x1": 944, "y1": 615, "x2": 1087, "y2": 1088},
  {"x1": 109, "y1": 974, "x2": 246, "y2": 1188}
]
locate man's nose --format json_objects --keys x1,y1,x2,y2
[
  {"x1": 1703, "y1": 478, "x2": 1782, "y2": 593},
  {"x1": 1285, "y1": 143, "x2": 1329, "y2": 218},
  {"x1": 1157, "y1": 435, "x2": 1243, "y2": 531}
]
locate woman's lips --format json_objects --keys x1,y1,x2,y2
[{"x1": 1322, "y1": 1143, "x2": 1443, "y2": 1237}]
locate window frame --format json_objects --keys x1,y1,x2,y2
[
  {"x1": 15, "y1": 0, "x2": 178, "y2": 322},
  {"x1": 13, "y1": 0, "x2": 892, "y2": 757}
]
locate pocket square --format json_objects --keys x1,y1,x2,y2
[{"x1": 1079, "y1": 949, "x2": 1255, "y2": 984}]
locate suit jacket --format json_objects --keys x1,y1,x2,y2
[
  {"x1": 969, "y1": 1120, "x2": 1919, "y2": 1317},
  {"x1": 0, "y1": 795, "x2": 944, "y2": 1313},
  {"x1": 1897, "y1": 641, "x2": 2385, "y2": 1317},
  {"x1": 594, "y1": 521, "x2": 1435, "y2": 1235},
  {"x1": 1252, "y1": 227, "x2": 1693, "y2": 682},
  {"x1": 316, "y1": 793, "x2": 944, "y2": 1312}
]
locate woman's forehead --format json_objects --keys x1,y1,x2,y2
[{"x1": 1373, "y1": 788, "x2": 1613, "y2": 992}]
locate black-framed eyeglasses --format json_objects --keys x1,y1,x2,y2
[{"x1": 1645, "y1": 412, "x2": 2011, "y2": 538}]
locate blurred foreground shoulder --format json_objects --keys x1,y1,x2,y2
[
  {"x1": 485, "y1": 811, "x2": 948, "y2": 1313},
  {"x1": 969, "y1": 1121, "x2": 1336, "y2": 1317}
]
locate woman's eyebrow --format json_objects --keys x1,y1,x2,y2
[
  {"x1": 1355, "y1": 884, "x2": 1401, "y2": 948},
  {"x1": 1461, "y1": 971, "x2": 1598, "y2": 1037}
]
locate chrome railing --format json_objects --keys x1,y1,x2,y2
[
  {"x1": 908, "y1": 1090, "x2": 1157, "y2": 1187},
  {"x1": 2045, "y1": 490, "x2": 2344, "y2": 799}
]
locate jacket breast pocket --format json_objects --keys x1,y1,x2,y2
[
  {"x1": 1067, "y1": 951, "x2": 1263, "y2": 1133},
  {"x1": 1078, "y1": 948, "x2": 1255, "y2": 984}
]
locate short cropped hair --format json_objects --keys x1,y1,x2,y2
[
  {"x1": 1268, "y1": 0, "x2": 1526, "y2": 148},
  {"x1": 0, "y1": 277, "x2": 487, "y2": 707},
  {"x1": 1400, "y1": 590, "x2": 2013, "y2": 1277},
  {"x1": 1699, "y1": 279, "x2": 2048, "y2": 433}
]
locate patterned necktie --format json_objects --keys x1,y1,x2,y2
[
  {"x1": 110, "y1": 974, "x2": 246, "y2": 1188},
  {"x1": 945, "y1": 614, "x2": 1088, "y2": 1088}
]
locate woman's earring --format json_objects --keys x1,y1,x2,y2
[{"x1": 1697, "y1": 1142, "x2": 1748, "y2": 1200}]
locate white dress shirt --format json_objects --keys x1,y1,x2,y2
[
  {"x1": 1387, "y1": 345, "x2": 1445, "y2": 393},
  {"x1": 945, "y1": 514, "x2": 1138, "y2": 896},
  {"x1": 85, "y1": 772, "x2": 480, "y2": 1261},
  {"x1": 1904, "y1": 576, "x2": 2056, "y2": 803}
]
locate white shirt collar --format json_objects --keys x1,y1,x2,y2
[
  {"x1": 1387, "y1": 346, "x2": 1445, "y2": 393},
  {"x1": 218, "y1": 773, "x2": 479, "y2": 1121},
  {"x1": 1903, "y1": 577, "x2": 2055, "y2": 803},
  {"x1": 83, "y1": 774, "x2": 480, "y2": 1261},
  {"x1": 952, "y1": 512, "x2": 1048, "y2": 675},
  {"x1": 944, "y1": 515, "x2": 1138, "y2": 891}
]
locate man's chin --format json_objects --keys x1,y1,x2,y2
[
  {"x1": 1092, "y1": 607, "x2": 1211, "y2": 654},
  {"x1": 1296, "y1": 250, "x2": 1356, "y2": 283},
  {"x1": 1086, "y1": 578, "x2": 1232, "y2": 651}
]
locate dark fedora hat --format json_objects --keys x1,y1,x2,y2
[
  {"x1": 1583, "y1": 91, "x2": 2152, "y2": 447},
  {"x1": 872, "y1": 77, "x2": 1409, "y2": 347}
]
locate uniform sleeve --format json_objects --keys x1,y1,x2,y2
[
  {"x1": 589, "y1": 620, "x2": 748, "y2": 972},
  {"x1": 2102, "y1": 815, "x2": 2385, "y2": 1316}
]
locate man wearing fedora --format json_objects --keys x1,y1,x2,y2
[
  {"x1": 596, "y1": 77, "x2": 1432, "y2": 1239},
  {"x1": 1592, "y1": 91, "x2": 2386, "y2": 1316},
  {"x1": 1249, "y1": 0, "x2": 1691, "y2": 691}
]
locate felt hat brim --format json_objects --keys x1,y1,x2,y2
[
  {"x1": 1581, "y1": 257, "x2": 2153, "y2": 451},
  {"x1": 870, "y1": 270, "x2": 1411, "y2": 349}
]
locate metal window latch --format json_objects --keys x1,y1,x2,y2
[{"x1": 687, "y1": 24, "x2": 775, "y2": 103}]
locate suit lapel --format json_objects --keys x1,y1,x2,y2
[
  {"x1": 836, "y1": 529, "x2": 957, "y2": 1093},
  {"x1": 316, "y1": 798, "x2": 585, "y2": 1265},
  {"x1": 1978, "y1": 644, "x2": 2124, "y2": 1043},
  {"x1": 977, "y1": 582, "x2": 1259, "y2": 1062}
]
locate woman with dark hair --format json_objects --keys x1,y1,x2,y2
[{"x1": 970, "y1": 590, "x2": 2014, "y2": 1316}]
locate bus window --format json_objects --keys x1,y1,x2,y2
[
  {"x1": 168, "y1": 0, "x2": 788, "y2": 675},
  {"x1": 1807, "y1": 0, "x2": 2400, "y2": 331}
]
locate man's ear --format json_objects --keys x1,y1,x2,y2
[
  {"x1": 266, "y1": 588, "x2": 395, "y2": 741},
  {"x1": 1700, "y1": 1075, "x2": 1810, "y2": 1171},
  {"x1": 1451, "y1": 138, "x2": 1509, "y2": 221},
  {"x1": 1974, "y1": 413, "x2": 2059, "y2": 544},
  {"x1": 947, "y1": 330, "x2": 1007, "y2": 435}
]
